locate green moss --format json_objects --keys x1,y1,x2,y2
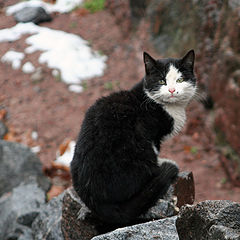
[
  {"x1": 83, "y1": 0, "x2": 105, "y2": 13},
  {"x1": 81, "y1": 81, "x2": 88, "y2": 91},
  {"x1": 190, "y1": 146, "x2": 198, "y2": 155},
  {"x1": 104, "y1": 82, "x2": 113, "y2": 91}
]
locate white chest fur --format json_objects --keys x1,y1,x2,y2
[{"x1": 163, "y1": 104, "x2": 186, "y2": 139}]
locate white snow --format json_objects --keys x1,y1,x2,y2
[
  {"x1": 52, "y1": 69, "x2": 60, "y2": 77},
  {"x1": 6, "y1": 0, "x2": 83, "y2": 15},
  {"x1": 0, "y1": 22, "x2": 107, "y2": 85},
  {"x1": 22, "y1": 61, "x2": 35, "y2": 73},
  {"x1": 1, "y1": 50, "x2": 25, "y2": 69},
  {"x1": 31, "y1": 145, "x2": 41, "y2": 153},
  {"x1": 68, "y1": 84, "x2": 84, "y2": 93},
  {"x1": 55, "y1": 140, "x2": 76, "y2": 167},
  {"x1": 0, "y1": 22, "x2": 39, "y2": 43},
  {"x1": 31, "y1": 131, "x2": 38, "y2": 140}
]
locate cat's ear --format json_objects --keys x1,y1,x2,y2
[
  {"x1": 143, "y1": 52, "x2": 156, "y2": 74},
  {"x1": 181, "y1": 49, "x2": 195, "y2": 68}
]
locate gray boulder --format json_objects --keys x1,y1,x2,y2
[
  {"x1": 14, "y1": 7, "x2": 52, "y2": 24},
  {"x1": 0, "y1": 140, "x2": 51, "y2": 197},
  {"x1": 0, "y1": 182, "x2": 46, "y2": 240},
  {"x1": 0, "y1": 120, "x2": 8, "y2": 139},
  {"x1": 32, "y1": 193, "x2": 64, "y2": 240},
  {"x1": 176, "y1": 200, "x2": 240, "y2": 240},
  {"x1": 92, "y1": 216, "x2": 179, "y2": 240}
]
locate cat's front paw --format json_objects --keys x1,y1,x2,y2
[
  {"x1": 159, "y1": 160, "x2": 179, "y2": 184},
  {"x1": 157, "y1": 158, "x2": 178, "y2": 168}
]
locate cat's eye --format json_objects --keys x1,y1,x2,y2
[
  {"x1": 159, "y1": 79, "x2": 166, "y2": 85},
  {"x1": 176, "y1": 78, "x2": 184, "y2": 83}
]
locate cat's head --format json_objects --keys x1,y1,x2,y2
[{"x1": 143, "y1": 50, "x2": 197, "y2": 105}]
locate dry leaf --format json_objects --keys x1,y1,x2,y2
[
  {"x1": 43, "y1": 0, "x2": 56, "y2": 4},
  {"x1": 58, "y1": 138, "x2": 72, "y2": 156},
  {"x1": 47, "y1": 185, "x2": 65, "y2": 200},
  {"x1": 183, "y1": 145, "x2": 191, "y2": 153},
  {"x1": 0, "y1": 109, "x2": 7, "y2": 120}
]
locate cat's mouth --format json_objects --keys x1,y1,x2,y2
[
  {"x1": 162, "y1": 96, "x2": 179, "y2": 103},
  {"x1": 145, "y1": 89, "x2": 192, "y2": 105}
]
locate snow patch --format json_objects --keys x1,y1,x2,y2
[
  {"x1": 68, "y1": 84, "x2": 84, "y2": 93},
  {"x1": 0, "y1": 22, "x2": 39, "y2": 43},
  {"x1": 0, "y1": 22, "x2": 107, "y2": 85},
  {"x1": 31, "y1": 131, "x2": 38, "y2": 140},
  {"x1": 6, "y1": 0, "x2": 83, "y2": 15},
  {"x1": 31, "y1": 145, "x2": 41, "y2": 153},
  {"x1": 22, "y1": 62, "x2": 35, "y2": 73},
  {"x1": 55, "y1": 140, "x2": 76, "y2": 167},
  {"x1": 1, "y1": 50, "x2": 25, "y2": 69}
]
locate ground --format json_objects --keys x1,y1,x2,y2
[{"x1": 0, "y1": 0, "x2": 240, "y2": 202}]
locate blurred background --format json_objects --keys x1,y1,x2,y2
[{"x1": 0, "y1": 0, "x2": 240, "y2": 202}]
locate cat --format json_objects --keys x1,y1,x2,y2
[{"x1": 71, "y1": 50, "x2": 197, "y2": 232}]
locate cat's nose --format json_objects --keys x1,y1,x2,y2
[{"x1": 168, "y1": 88, "x2": 176, "y2": 94}]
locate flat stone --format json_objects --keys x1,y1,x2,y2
[{"x1": 92, "y1": 216, "x2": 179, "y2": 240}]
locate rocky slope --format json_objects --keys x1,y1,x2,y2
[{"x1": 121, "y1": 0, "x2": 240, "y2": 184}]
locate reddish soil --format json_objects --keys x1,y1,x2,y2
[{"x1": 1, "y1": 1, "x2": 240, "y2": 202}]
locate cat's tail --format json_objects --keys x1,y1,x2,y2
[{"x1": 94, "y1": 161, "x2": 179, "y2": 232}]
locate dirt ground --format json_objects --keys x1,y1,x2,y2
[{"x1": 1, "y1": 1, "x2": 240, "y2": 202}]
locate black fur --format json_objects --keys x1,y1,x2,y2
[{"x1": 71, "y1": 51, "x2": 195, "y2": 232}]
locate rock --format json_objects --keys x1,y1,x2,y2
[
  {"x1": 32, "y1": 193, "x2": 64, "y2": 240},
  {"x1": 61, "y1": 184, "x2": 179, "y2": 239},
  {"x1": 140, "y1": 184, "x2": 179, "y2": 220},
  {"x1": 208, "y1": 225, "x2": 240, "y2": 240},
  {"x1": 140, "y1": 198, "x2": 178, "y2": 220},
  {"x1": 0, "y1": 140, "x2": 51, "y2": 197},
  {"x1": 0, "y1": 182, "x2": 45, "y2": 240},
  {"x1": 174, "y1": 171, "x2": 195, "y2": 208},
  {"x1": 142, "y1": 0, "x2": 240, "y2": 181},
  {"x1": 14, "y1": 7, "x2": 52, "y2": 24},
  {"x1": 0, "y1": 120, "x2": 8, "y2": 139},
  {"x1": 61, "y1": 188, "x2": 98, "y2": 240},
  {"x1": 92, "y1": 216, "x2": 179, "y2": 240},
  {"x1": 176, "y1": 200, "x2": 240, "y2": 240}
]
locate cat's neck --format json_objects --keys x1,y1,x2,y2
[
  {"x1": 163, "y1": 103, "x2": 186, "y2": 138},
  {"x1": 131, "y1": 79, "x2": 188, "y2": 138}
]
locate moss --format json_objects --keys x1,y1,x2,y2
[
  {"x1": 83, "y1": 0, "x2": 105, "y2": 13},
  {"x1": 104, "y1": 82, "x2": 113, "y2": 91}
]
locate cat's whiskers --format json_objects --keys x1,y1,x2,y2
[{"x1": 192, "y1": 88, "x2": 206, "y2": 102}]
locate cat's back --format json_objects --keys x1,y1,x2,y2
[
  {"x1": 84, "y1": 90, "x2": 139, "y2": 130},
  {"x1": 74, "y1": 90, "x2": 140, "y2": 156}
]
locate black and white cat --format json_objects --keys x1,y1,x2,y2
[{"x1": 71, "y1": 50, "x2": 197, "y2": 231}]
